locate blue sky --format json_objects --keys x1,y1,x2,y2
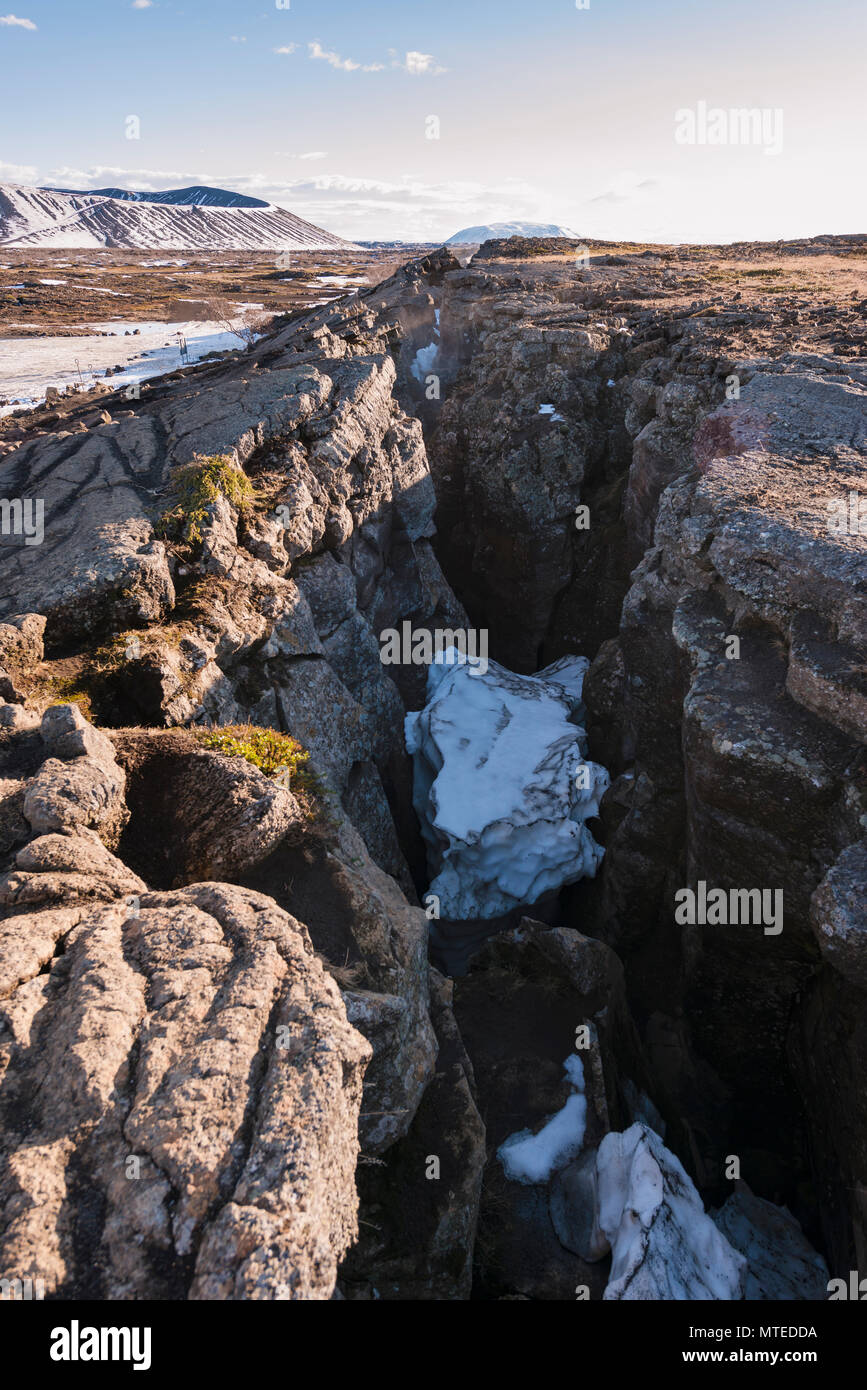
[{"x1": 1, "y1": 0, "x2": 864, "y2": 241}]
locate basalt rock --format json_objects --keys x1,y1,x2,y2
[
  {"x1": 428, "y1": 268, "x2": 635, "y2": 670},
  {"x1": 0, "y1": 880, "x2": 371, "y2": 1300},
  {"x1": 791, "y1": 842, "x2": 867, "y2": 1274},
  {"x1": 337, "y1": 969, "x2": 485, "y2": 1300},
  {"x1": 584, "y1": 359, "x2": 867, "y2": 1255},
  {"x1": 106, "y1": 726, "x2": 438, "y2": 1159},
  {"x1": 0, "y1": 705, "x2": 373, "y2": 1299},
  {"x1": 0, "y1": 614, "x2": 46, "y2": 701},
  {"x1": 20, "y1": 704, "x2": 128, "y2": 848}
]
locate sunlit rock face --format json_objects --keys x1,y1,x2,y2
[{"x1": 405, "y1": 651, "x2": 609, "y2": 920}]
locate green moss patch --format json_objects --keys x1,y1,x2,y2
[{"x1": 157, "y1": 453, "x2": 257, "y2": 545}]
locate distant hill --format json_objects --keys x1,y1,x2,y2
[
  {"x1": 0, "y1": 184, "x2": 355, "y2": 251},
  {"x1": 446, "y1": 221, "x2": 580, "y2": 244},
  {"x1": 47, "y1": 185, "x2": 270, "y2": 209}
]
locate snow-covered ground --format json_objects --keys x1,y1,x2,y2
[
  {"x1": 0, "y1": 318, "x2": 248, "y2": 414},
  {"x1": 499, "y1": 1087, "x2": 830, "y2": 1300}
]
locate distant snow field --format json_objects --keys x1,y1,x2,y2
[
  {"x1": 0, "y1": 318, "x2": 249, "y2": 415},
  {"x1": 310, "y1": 274, "x2": 369, "y2": 287}
]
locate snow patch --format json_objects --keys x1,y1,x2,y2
[
  {"x1": 411, "y1": 341, "x2": 439, "y2": 383},
  {"x1": 310, "y1": 274, "x2": 368, "y2": 287},
  {"x1": 405, "y1": 653, "x2": 608, "y2": 919},
  {"x1": 498, "y1": 1055, "x2": 587, "y2": 1183}
]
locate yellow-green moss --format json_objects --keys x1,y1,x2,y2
[
  {"x1": 197, "y1": 724, "x2": 317, "y2": 795},
  {"x1": 43, "y1": 677, "x2": 96, "y2": 722},
  {"x1": 157, "y1": 453, "x2": 257, "y2": 545}
]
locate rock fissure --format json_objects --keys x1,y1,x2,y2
[{"x1": 0, "y1": 239, "x2": 864, "y2": 1299}]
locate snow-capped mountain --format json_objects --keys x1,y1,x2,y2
[
  {"x1": 0, "y1": 184, "x2": 354, "y2": 251},
  {"x1": 446, "y1": 221, "x2": 580, "y2": 244}
]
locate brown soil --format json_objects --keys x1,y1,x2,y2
[{"x1": 0, "y1": 246, "x2": 426, "y2": 338}]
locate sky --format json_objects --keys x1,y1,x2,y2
[{"x1": 1, "y1": 0, "x2": 865, "y2": 243}]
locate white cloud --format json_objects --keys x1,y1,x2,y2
[
  {"x1": 0, "y1": 158, "x2": 38, "y2": 182},
  {"x1": 43, "y1": 164, "x2": 192, "y2": 193},
  {"x1": 299, "y1": 151, "x2": 327, "y2": 161},
  {"x1": 131, "y1": 1, "x2": 152, "y2": 8},
  {"x1": 309, "y1": 40, "x2": 384, "y2": 72},
  {"x1": 230, "y1": 35, "x2": 246, "y2": 43},
  {"x1": 392, "y1": 50, "x2": 447, "y2": 76},
  {"x1": 0, "y1": 13, "x2": 37, "y2": 28},
  {"x1": 273, "y1": 44, "x2": 296, "y2": 54},
  {"x1": 306, "y1": 41, "x2": 446, "y2": 75}
]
